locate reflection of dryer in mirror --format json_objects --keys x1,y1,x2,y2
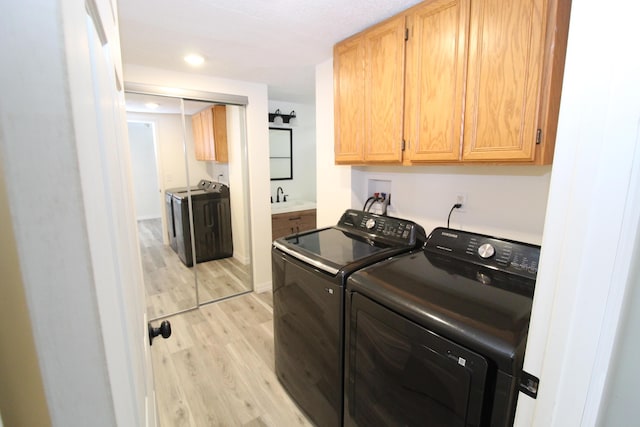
[{"x1": 168, "y1": 179, "x2": 233, "y2": 267}]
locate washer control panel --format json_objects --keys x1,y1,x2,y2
[
  {"x1": 336, "y1": 209, "x2": 426, "y2": 246},
  {"x1": 425, "y1": 227, "x2": 541, "y2": 280}
]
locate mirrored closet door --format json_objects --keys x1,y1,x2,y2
[{"x1": 124, "y1": 86, "x2": 253, "y2": 320}]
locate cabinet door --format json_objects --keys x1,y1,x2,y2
[
  {"x1": 212, "y1": 105, "x2": 228, "y2": 163},
  {"x1": 334, "y1": 36, "x2": 366, "y2": 164},
  {"x1": 271, "y1": 209, "x2": 317, "y2": 241},
  {"x1": 462, "y1": 0, "x2": 546, "y2": 161},
  {"x1": 192, "y1": 111, "x2": 205, "y2": 161},
  {"x1": 363, "y1": 15, "x2": 406, "y2": 163},
  {"x1": 193, "y1": 106, "x2": 229, "y2": 163},
  {"x1": 404, "y1": 0, "x2": 469, "y2": 162},
  {"x1": 201, "y1": 107, "x2": 215, "y2": 160},
  {"x1": 296, "y1": 209, "x2": 317, "y2": 233}
]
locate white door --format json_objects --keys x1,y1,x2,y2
[
  {"x1": 81, "y1": 1, "x2": 158, "y2": 425},
  {"x1": 0, "y1": 0, "x2": 156, "y2": 427},
  {"x1": 1, "y1": 0, "x2": 157, "y2": 425}
]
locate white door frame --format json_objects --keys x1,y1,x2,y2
[{"x1": 0, "y1": 0, "x2": 156, "y2": 425}]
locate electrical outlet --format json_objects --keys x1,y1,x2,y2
[{"x1": 456, "y1": 193, "x2": 467, "y2": 212}]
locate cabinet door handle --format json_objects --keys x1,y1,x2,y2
[{"x1": 289, "y1": 216, "x2": 301, "y2": 221}]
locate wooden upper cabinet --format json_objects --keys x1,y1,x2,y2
[
  {"x1": 363, "y1": 16, "x2": 406, "y2": 163},
  {"x1": 334, "y1": 15, "x2": 406, "y2": 164},
  {"x1": 192, "y1": 105, "x2": 228, "y2": 163},
  {"x1": 192, "y1": 110, "x2": 205, "y2": 160},
  {"x1": 404, "y1": 0, "x2": 469, "y2": 162},
  {"x1": 201, "y1": 107, "x2": 214, "y2": 160},
  {"x1": 333, "y1": 0, "x2": 569, "y2": 165},
  {"x1": 462, "y1": 0, "x2": 546, "y2": 162},
  {"x1": 334, "y1": 36, "x2": 365, "y2": 163},
  {"x1": 211, "y1": 105, "x2": 228, "y2": 163}
]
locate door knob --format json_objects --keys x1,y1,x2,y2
[{"x1": 148, "y1": 320, "x2": 172, "y2": 345}]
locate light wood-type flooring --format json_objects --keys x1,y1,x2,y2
[
  {"x1": 138, "y1": 218, "x2": 252, "y2": 319},
  {"x1": 139, "y1": 218, "x2": 312, "y2": 426},
  {"x1": 150, "y1": 291, "x2": 314, "y2": 427}
]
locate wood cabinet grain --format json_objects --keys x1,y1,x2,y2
[
  {"x1": 462, "y1": 0, "x2": 543, "y2": 162},
  {"x1": 334, "y1": 15, "x2": 406, "y2": 164},
  {"x1": 271, "y1": 209, "x2": 317, "y2": 241},
  {"x1": 404, "y1": 0, "x2": 468, "y2": 162},
  {"x1": 192, "y1": 105, "x2": 228, "y2": 163},
  {"x1": 333, "y1": 0, "x2": 570, "y2": 165}
]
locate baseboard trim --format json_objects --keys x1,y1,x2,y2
[{"x1": 254, "y1": 280, "x2": 272, "y2": 293}]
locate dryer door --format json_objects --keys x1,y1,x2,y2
[{"x1": 344, "y1": 291, "x2": 489, "y2": 427}]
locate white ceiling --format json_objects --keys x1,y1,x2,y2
[{"x1": 117, "y1": 0, "x2": 422, "y2": 104}]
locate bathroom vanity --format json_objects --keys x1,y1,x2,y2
[{"x1": 271, "y1": 201, "x2": 317, "y2": 241}]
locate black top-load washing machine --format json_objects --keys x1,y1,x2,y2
[
  {"x1": 343, "y1": 227, "x2": 540, "y2": 427},
  {"x1": 272, "y1": 209, "x2": 427, "y2": 427},
  {"x1": 165, "y1": 179, "x2": 233, "y2": 267}
]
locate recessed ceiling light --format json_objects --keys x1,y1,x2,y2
[
  {"x1": 145, "y1": 102, "x2": 159, "y2": 109},
  {"x1": 184, "y1": 54, "x2": 204, "y2": 66}
]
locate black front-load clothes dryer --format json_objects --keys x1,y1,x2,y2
[{"x1": 343, "y1": 227, "x2": 541, "y2": 426}]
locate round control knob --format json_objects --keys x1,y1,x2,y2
[
  {"x1": 365, "y1": 218, "x2": 376, "y2": 229},
  {"x1": 477, "y1": 243, "x2": 495, "y2": 259}
]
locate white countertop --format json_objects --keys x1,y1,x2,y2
[{"x1": 271, "y1": 200, "x2": 317, "y2": 214}]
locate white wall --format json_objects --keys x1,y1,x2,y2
[
  {"x1": 127, "y1": 112, "x2": 212, "y2": 188},
  {"x1": 127, "y1": 122, "x2": 161, "y2": 220},
  {"x1": 268, "y1": 100, "x2": 317, "y2": 203},
  {"x1": 597, "y1": 224, "x2": 640, "y2": 425},
  {"x1": 315, "y1": 59, "x2": 352, "y2": 227},
  {"x1": 224, "y1": 106, "x2": 251, "y2": 264},
  {"x1": 124, "y1": 65, "x2": 272, "y2": 291},
  {"x1": 352, "y1": 165, "x2": 551, "y2": 244}
]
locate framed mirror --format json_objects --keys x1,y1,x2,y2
[{"x1": 269, "y1": 127, "x2": 292, "y2": 180}]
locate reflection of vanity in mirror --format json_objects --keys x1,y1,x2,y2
[
  {"x1": 125, "y1": 85, "x2": 253, "y2": 320},
  {"x1": 268, "y1": 124, "x2": 317, "y2": 241}
]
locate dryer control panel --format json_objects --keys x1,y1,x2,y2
[
  {"x1": 425, "y1": 227, "x2": 541, "y2": 280},
  {"x1": 336, "y1": 209, "x2": 427, "y2": 247}
]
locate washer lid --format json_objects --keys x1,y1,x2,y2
[
  {"x1": 171, "y1": 188, "x2": 208, "y2": 201},
  {"x1": 347, "y1": 250, "x2": 535, "y2": 374},
  {"x1": 274, "y1": 227, "x2": 394, "y2": 275},
  {"x1": 273, "y1": 209, "x2": 426, "y2": 276}
]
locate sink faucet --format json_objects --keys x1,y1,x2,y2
[{"x1": 276, "y1": 186, "x2": 284, "y2": 203}]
